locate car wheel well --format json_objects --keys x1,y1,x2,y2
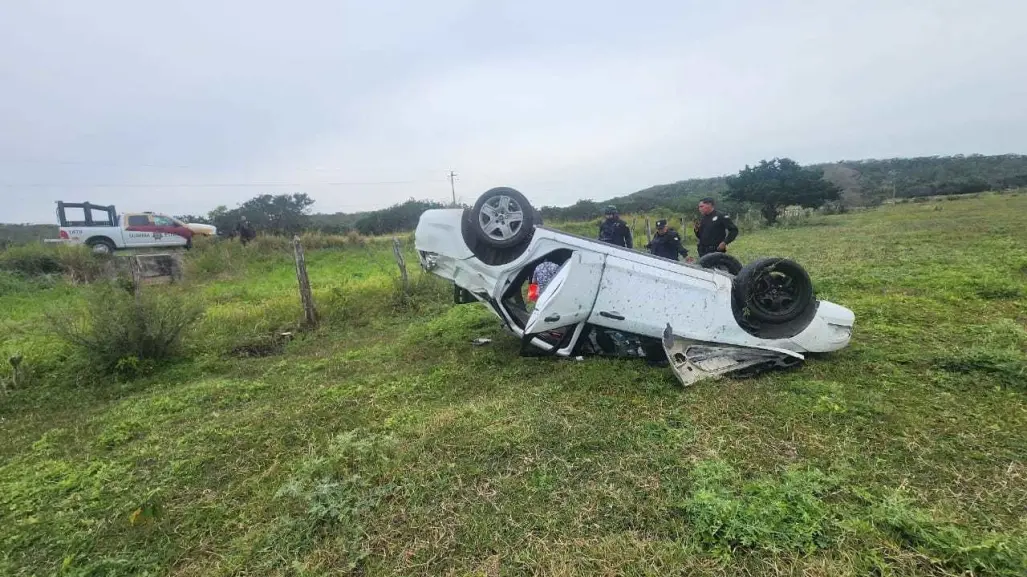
[
  {"x1": 85, "y1": 236, "x2": 116, "y2": 252},
  {"x1": 730, "y1": 257, "x2": 818, "y2": 338}
]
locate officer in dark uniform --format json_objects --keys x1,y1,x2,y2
[
  {"x1": 597, "y1": 205, "x2": 633, "y2": 248},
  {"x1": 693, "y1": 197, "x2": 738, "y2": 257},
  {"x1": 235, "y1": 216, "x2": 256, "y2": 246},
  {"x1": 646, "y1": 219, "x2": 689, "y2": 261}
]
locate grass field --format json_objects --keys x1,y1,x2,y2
[{"x1": 1, "y1": 194, "x2": 1026, "y2": 576}]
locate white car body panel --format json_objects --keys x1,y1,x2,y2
[{"x1": 415, "y1": 207, "x2": 853, "y2": 380}]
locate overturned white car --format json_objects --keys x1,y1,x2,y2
[{"x1": 414, "y1": 187, "x2": 854, "y2": 386}]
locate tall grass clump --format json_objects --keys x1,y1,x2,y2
[
  {"x1": 48, "y1": 283, "x2": 203, "y2": 376},
  {"x1": 0, "y1": 244, "x2": 111, "y2": 282}
]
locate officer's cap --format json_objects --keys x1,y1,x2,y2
[
  {"x1": 656, "y1": 219, "x2": 667, "y2": 228},
  {"x1": 604, "y1": 205, "x2": 617, "y2": 215}
]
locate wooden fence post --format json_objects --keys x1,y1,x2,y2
[
  {"x1": 393, "y1": 237, "x2": 409, "y2": 295},
  {"x1": 293, "y1": 236, "x2": 318, "y2": 327},
  {"x1": 130, "y1": 255, "x2": 143, "y2": 299}
]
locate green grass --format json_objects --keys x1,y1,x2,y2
[{"x1": 2, "y1": 195, "x2": 1026, "y2": 576}]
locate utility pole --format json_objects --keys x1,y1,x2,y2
[{"x1": 447, "y1": 170, "x2": 458, "y2": 206}]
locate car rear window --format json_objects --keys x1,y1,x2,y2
[{"x1": 127, "y1": 215, "x2": 150, "y2": 227}]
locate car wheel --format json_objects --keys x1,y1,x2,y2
[
  {"x1": 87, "y1": 238, "x2": 115, "y2": 255},
  {"x1": 471, "y1": 187, "x2": 536, "y2": 249},
  {"x1": 698, "y1": 253, "x2": 743, "y2": 275},
  {"x1": 732, "y1": 258, "x2": 814, "y2": 324}
]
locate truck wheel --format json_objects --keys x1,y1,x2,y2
[
  {"x1": 698, "y1": 253, "x2": 743, "y2": 275},
  {"x1": 86, "y1": 238, "x2": 116, "y2": 255},
  {"x1": 471, "y1": 187, "x2": 536, "y2": 249},
  {"x1": 732, "y1": 258, "x2": 814, "y2": 324}
]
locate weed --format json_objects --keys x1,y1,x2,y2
[
  {"x1": 47, "y1": 283, "x2": 203, "y2": 375},
  {"x1": 268, "y1": 430, "x2": 398, "y2": 572},
  {"x1": 680, "y1": 460, "x2": 838, "y2": 556}
]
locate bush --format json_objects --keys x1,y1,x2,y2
[
  {"x1": 0, "y1": 244, "x2": 111, "y2": 282},
  {"x1": 0, "y1": 244, "x2": 63, "y2": 276},
  {"x1": 48, "y1": 283, "x2": 204, "y2": 375},
  {"x1": 345, "y1": 230, "x2": 366, "y2": 247}
]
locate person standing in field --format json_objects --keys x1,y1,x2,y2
[
  {"x1": 694, "y1": 197, "x2": 738, "y2": 257},
  {"x1": 235, "y1": 216, "x2": 256, "y2": 246},
  {"x1": 646, "y1": 219, "x2": 689, "y2": 261},
  {"x1": 597, "y1": 206, "x2": 633, "y2": 248}
]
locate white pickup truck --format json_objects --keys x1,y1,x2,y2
[{"x1": 47, "y1": 201, "x2": 217, "y2": 254}]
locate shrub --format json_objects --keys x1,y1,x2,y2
[
  {"x1": 345, "y1": 229, "x2": 366, "y2": 247},
  {"x1": 0, "y1": 270, "x2": 44, "y2": 296},
  {"x1": 249, "y1": 234, "x2": 292, "y2": 253},
  {"x1": 0, "y1": 244, "x2": 63, "y2": 275},
  {"x1": 0, "y1": 244, "x2": 111, "y2": 282},
  {"x1": 184, "y1": 240, "x2": 243, "y2": 277},
  {"x1": 48, "y1": 283, "x2": 204, "y2": 375}
]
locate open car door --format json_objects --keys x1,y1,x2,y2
[{"x1": 523, "y1": 251, "x2": 605, "y2": 335}]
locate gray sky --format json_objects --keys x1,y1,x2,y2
[{"x1": 2, "y1": 0, "x2": 1026, "y2": 223}]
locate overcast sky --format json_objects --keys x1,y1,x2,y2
[{"x1": 2, "y1": 0, "x2": 1026, "y2": 223}]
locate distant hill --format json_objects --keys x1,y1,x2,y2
[{"x1": 539, "y1": 153, "x2": 1027, "y2": 221}]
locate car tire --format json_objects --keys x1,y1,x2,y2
[
  {"x1": 698, "y1": 253, "x2": 743, "y2": 275},
  {"x1": 732, "y1": 258, "x2": 814, "y2": 324},
  {"x1": 471, "y1": 187, "x2": 536, "y2": 249},
  {"x1": 86, "y1": 238, "x2": 115, "y2": 255}
]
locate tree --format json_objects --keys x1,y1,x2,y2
[
  {"x1": 725, "y1": 158, "x2": 841, "y2": 224},
  {"x1": 173, "y1": 214, "x2": 210, "y2": 225},
  {"x1": 236, "y1": 193, "x2": 315, "y2": 235},
  {"x1": 198, "y1": 194, "x2": 315, "y2": 237},
  {"x1": 353, "y1": 199, "x2": 448, "y2": 236}
]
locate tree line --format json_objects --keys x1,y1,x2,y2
[
  {"x1": 168, "y1": 153, "x2": 1027, "y2": 238},
  {"x1": 540, "y1": 154, "x2": 1027, "y2": 222},
  {"x1": 176, "y1": 195, "x2": 452, "y2": 238}
]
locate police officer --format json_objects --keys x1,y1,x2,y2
[
  {"x1": 646, "y1": 219, "x2": 689, "y2": 261},
  {"x1": 694, "y1": 197, "x2": 738, "y2": 257},
  {"x1": 234, "y1": 216, "x2": 256, "y2": 246},
  {"x1": 597, "y1": 206, "x2": 633, "y2": 248}
]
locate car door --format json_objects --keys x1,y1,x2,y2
[
  {"x1": 151, "y1": 215, "x2": 191, "y2": 247},
  {"x1": 588, "y1": 254, "x2": 723, "y2": 340},
  {"x1": 523, "y1": 251, "x2": 605, "y2": 335},
  {"x1": 124, "y1": 214, "x2": 156, "y2": 247}
]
